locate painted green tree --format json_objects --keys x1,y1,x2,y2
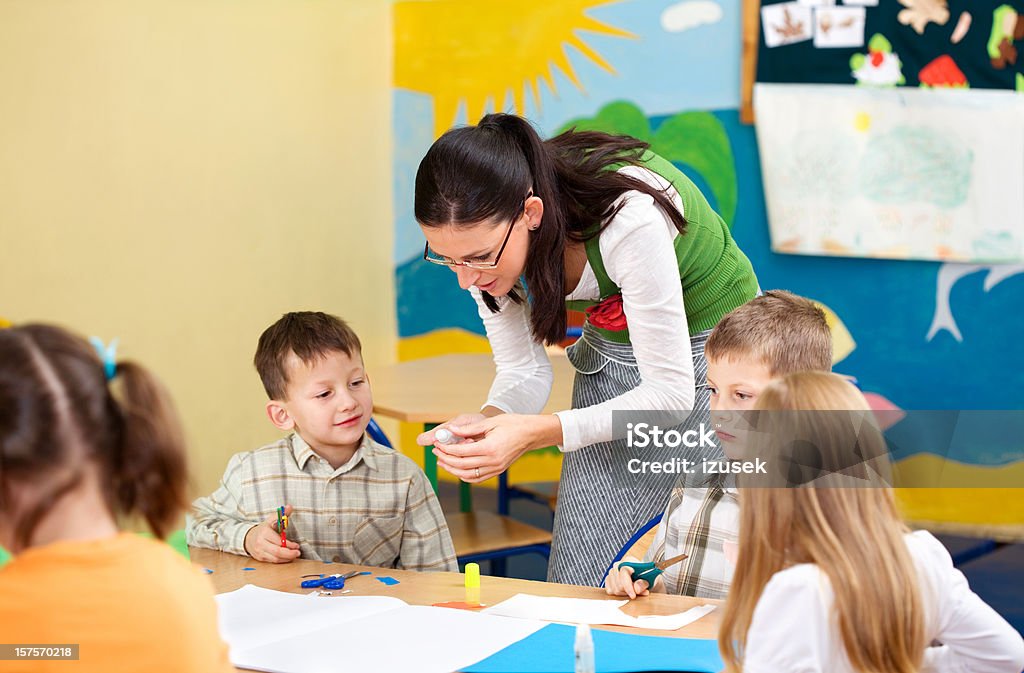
[{"x1": 557, "y1": 100, "x2": 737, "y2": 226}]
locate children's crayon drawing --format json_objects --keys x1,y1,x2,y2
[{"x1": 754, "y1": 83, "x2": 1024, "y2": 262}]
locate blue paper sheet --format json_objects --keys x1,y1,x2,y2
[{"x1": 461, "y1": 623, "x2": 722, "y2": 673}]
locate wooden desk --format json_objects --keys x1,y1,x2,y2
[
  {"x1": 371, "y1": 352, "x2": 575, "y2": 425},
  {"x1": 370, "y1": 352, "x2": 575, "y2": 509},
  {"x1": 192, "y1": 547, "x2": 721, "y2": 645}
]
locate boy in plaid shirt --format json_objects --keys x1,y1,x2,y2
[
  {"x1": 187, "y1": 312, "x2": 456, "y2": 571},
  {"x1": 605, "y1": 291, "x2": 832, "y2": 598}
]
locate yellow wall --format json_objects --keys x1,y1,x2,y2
[{"x1": 0, "y1": 1, "x2": 395, "y2": 501}]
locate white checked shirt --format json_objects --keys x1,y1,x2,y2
[
  {"x1": 187, "y1": 433, "x2": 457, "y2": 572},
  {"x1": 645, "y1": 476, "x2": 740, "y2": 599}
]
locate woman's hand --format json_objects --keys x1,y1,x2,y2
[
  {"x1": 428, "y1": 414, "x2": 562, "y2": 483},
  {"x1": 415, "y1": 414, "x2": 486, "y2": 447}
]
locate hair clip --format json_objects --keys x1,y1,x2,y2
[{"x1": 89, "y1": 336, "x2": 119, "y2": 381}]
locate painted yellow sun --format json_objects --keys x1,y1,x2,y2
[{"x1": 394, "y1": 0, "x2": 634, "y2": 137}]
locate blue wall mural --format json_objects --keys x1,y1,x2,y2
[{"x1": 393, "y1": 0, "x2": 1024, "y2": 427}]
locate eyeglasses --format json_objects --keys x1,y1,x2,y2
[{"x1": 423, "y1": 192, "x2": 532, "y2": 270}]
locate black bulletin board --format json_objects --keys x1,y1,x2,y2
[{"x1": 742, "y1": 1, "x2": 1024, "y2": 122}]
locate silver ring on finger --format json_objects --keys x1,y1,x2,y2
[{"x1": 475, "y1": 467, "x2": 480, "y2": 479}]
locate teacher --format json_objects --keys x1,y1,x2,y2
[{"x1": 413, "y1": 113, "x2": 758, "y2": 586}]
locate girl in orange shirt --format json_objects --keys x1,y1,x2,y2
[{"x1": 0, "y1": 324, "x2": 234, "y2": 673}]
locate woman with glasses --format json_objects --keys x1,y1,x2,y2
[{"x1": 414, "y1": 112, "x2": 758, "y2": 586}]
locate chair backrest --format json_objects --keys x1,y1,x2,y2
[
  {"x1": 366, "y1": 418, "x2": 393, "y2": 448},
  {"x1": 602, "y1": 514, "x2": 663, "y2": 581}
]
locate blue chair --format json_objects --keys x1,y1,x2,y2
[
  {"x1": 602, "y1": 514, "x2": 664, "y2": 584},
  {"x1": 366, "y1": 418, "x2": 551, "y2": 577},
  {"x1": 959, "y1": 543, "x2": 1023, "y2": 635},
  {"x1": 366, "y1": 418, "x2": 392, "y2": 448},
  {"x1": 936, "y1": 534, "x2": 998, "y2": 567}
]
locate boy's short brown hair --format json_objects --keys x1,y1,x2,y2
[
  {"x1": 254, "y1": 312, "x2": 362, "y2": 400},
  {"x1": 705, "y1": 290, "x2": 832, "y2": 376}
]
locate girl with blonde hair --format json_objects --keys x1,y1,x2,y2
[{"x1": 719, "y1": 371, "x2": 1024, "y2": 673}]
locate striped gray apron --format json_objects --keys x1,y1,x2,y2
[{"x1": 546, "y1": 323, "x2": 718, "y2": 586}]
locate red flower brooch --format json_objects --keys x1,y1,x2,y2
[{"x1": 585, "y1": 293, "x2": 628, "y2": 331}]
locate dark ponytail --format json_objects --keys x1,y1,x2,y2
[
  {"x1": 109, "y1": 362, "x2": 188, "y2": 539},
  {"x1": 415, "y1": 113, "x2": 687, "y2": 345},
  {"x1": 0, "y1": 324, "x2": 188, "y2": 548}
]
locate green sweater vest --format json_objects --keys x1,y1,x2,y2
[{"x1": 565, "y1": 151, "x2": 758, "y2": 342}]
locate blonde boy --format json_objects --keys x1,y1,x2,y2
[
  {"x1": 187, "y1": 312, "x2": 457, "y2": 571},
  {"x1": 606, "y1": 290, "x2": 832, "y2": 598}
]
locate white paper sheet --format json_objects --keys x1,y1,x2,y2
[
  {"x1": 754, "y1": 83, "x2": 1024, "y2": 262},
  {"x1": 216, "y1": 585, "x2": 406, "y2": 655},
  {"x1": 215, "y1": 585, "x2": 546, "y2": 673},
  {"x1": 483, "y1": 593, "x2": 717, "y2": 631}
]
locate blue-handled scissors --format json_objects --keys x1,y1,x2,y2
[
  {"x1": 300, "y1": 570, "x2": 371, "y2": 590},
  {"x1": 617, "y1": 552, "x2": 688, "y2": 586}
]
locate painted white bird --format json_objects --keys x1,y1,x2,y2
[{"x1": 927, "y1": 263, "x2": 1024, "y2": 342}]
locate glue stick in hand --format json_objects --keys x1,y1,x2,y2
[{"x1": 434, "y1": 427, "x2": 455, "y2": 444}]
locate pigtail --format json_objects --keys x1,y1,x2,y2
[
  {"x1": 0, "y1": 328, "x2": 86, "y2": 549},
  {"x1": 108, "y1": 361, "x2": 188, "y2": 539}
]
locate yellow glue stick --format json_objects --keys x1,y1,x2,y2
[{"x1": 465, "y1": 562, "x2": 481, "y2": 606}]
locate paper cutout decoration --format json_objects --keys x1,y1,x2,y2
[
  {"x1": 816, "y1": 301, "x2": 856, "y2": 365},
  {"x1": 950, "y1": 11, "x2": 972, "y2": 44},
  {"x1": 850, "y1": 34, "x2": 906, "y2": 86},
  {"x1": 988, "y1": 5, "x2": 1024, "y2": 69},
  {"x1": 814, "y1": 6, "x2": 866, "y2": 48},
  {"x1": 862, "y1": 392, "x2": 907, "y2": 431},
  {"x1": 919, "y1": 55, "x2": 969, "y2": 88},
  {"x1": 761, "y1": 2, "x2": 813, "y2": 47},
  {"x1": 897, "y1": 0, "x2": 950, "y2": 35}
]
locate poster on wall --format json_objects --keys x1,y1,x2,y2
[
  {"x1": 754, "y1": 83, "x2": 1024, "y2": 262},
  {"x1": 746, "y1": 0, "x2": 1024, "y2": 262}
]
